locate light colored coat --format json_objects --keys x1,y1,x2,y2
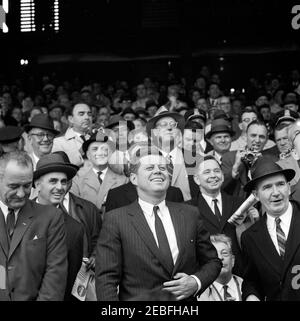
[
  {"x1": 71, "y1": 167, "x2": 128, "y2": 210},
  {"x1": 52, "y1": 127, "x2": 87, "y2": 167}
]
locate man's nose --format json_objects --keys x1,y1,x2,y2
[{"x1": 16, "y1": 187, "x2": 25, "y2": 198}]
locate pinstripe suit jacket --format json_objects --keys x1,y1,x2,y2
[{"x1": 95, "y1": 201, "x2": 222, "y2": 301}]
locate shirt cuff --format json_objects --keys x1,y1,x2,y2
[{"x1": 190, "y1": 275, "x2": 201, "y2": 295}]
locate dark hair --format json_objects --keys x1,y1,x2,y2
[
  {"x1": 246, "y1": 119, "x2": 267, "y2": 133},
  {"x1": 274, "y1": 122, "x2": 290, "y2": 133},
  {"x1": 65, "y1": 101, "x2": 90, "y2": 117}
]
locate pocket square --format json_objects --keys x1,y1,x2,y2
[{"x1": 33, "y1": 235, "x2": 39, "y2": 240}]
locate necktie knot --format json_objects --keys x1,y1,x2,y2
[
  {"x1": 275, "y1": 217, "x2": 281, "y2": 225},
  {"x1": 80, "y1": 135, "x2": 86, "y2": 142}
]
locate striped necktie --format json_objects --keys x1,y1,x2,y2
[
  {"x1": 275, "y1": 217, "x2": 286, "y2": 258},
  {"x1": 166, "y1": 154, "x2": 174, "y2": 178}
]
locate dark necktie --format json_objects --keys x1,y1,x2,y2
[
  {"x1": 80, "y1": 135, "x2": 86, "y2": 142},
  {"x1": 153, "y1": 206, "x2": 174, "y2": 269},
  {"x1": 166, "y1": 155, "x2": 174, "y2": 178},
  {"x1": 223, "y1": 285, "x2": 232, "y2": 301},
  {"x1": 212, "y1": 199, "x2": 222, "y2": 222},
  {"x1": 97, "y1": 171, "x2": 103, "y2": 184},
  {"x1": 275, "y1": 217, "x2": 286, "y2": 258},
  {"x1": 6, "y1": 208, "x2": 16, "y2": 239}
]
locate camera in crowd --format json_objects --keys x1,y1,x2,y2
[{"x1": 241, "y1": 148, "x2": 261, "y2": 168}]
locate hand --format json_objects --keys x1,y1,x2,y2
[
  {"x1": 85, "y1": 256, "x2": 96, "y2": 271},
  {"x1": 247, "y1": 206, "x2": 260, "y2": 222},
  {"x1": 246, "y1": 294, "x2": 260, "y2": 301},
  {"x1": 232, "y1": 149, "x2": 246, "y2": 178},
  {"x1": 163, "y1": 273, "x2": 198, "y2": 301}
]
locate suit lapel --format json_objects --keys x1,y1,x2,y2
[
  {"x1": 99, "y1": 169, "x2": 116, "y2": 203},
  {"x1": 197, "y1": 192, "x2": 220, "y2": 229},
  {"x1": 166, "y1": 202, "x2": 186, "y2": 274},
  {"x1": 0, "y1": 208, "x2": 9, "y2": 258},
  {"x1": 282, "y1": 203, "x2": 300, "y2": 276},
  {"x1": 251, "y1": 216, "x2": 282, "y2": 276},
  {"x1": 84, "y1": 169, "x2": 100, "y2": 193},
  {"x1": 8, "y1": 201, "x2": 34, "y2": 260},
  {"x1": 127, "y1": 201, "x2": 173, "y2": 275}
]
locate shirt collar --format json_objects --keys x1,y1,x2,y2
[
  {"x1": 201, "y1": 192, "x2": 221, "y2": 207},
  {"x1": 138, "y1": 198, "x2": 166, "y2": 218},
  {"x1": 0, "y1": 199, "x2": 21, "y2": 216},
  {"x1": 266, "y1": 202, "x2": 293, "y2": 229},
  {"x1": 214, "y1": 276, "x2": 235, "y2": 295},
  {"x1": 92, "y1": 166, "x2": 108, "y2": 177}
]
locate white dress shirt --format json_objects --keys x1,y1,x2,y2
[
  {"x1": 138, "y1": 198, "x2": 201, "y2": 292},
  {"x1": 138, "y1": 198, "x2": 179, "y2": 264},
  {"x1": 0, "y1": 200, "x2": 21, "y2": 222},
  {"x1": 202, "y1": 193, "x2": 223, "y2": 216},
  {"x1": 62, "y1": 192, "x2": 70, "y2": 213},
  {"x1": 213, "y1": 276, "x2": 242, "y2": 301},
  {"x1": 266, "y1": 202, "x2": 292, "y2": 256},
  {"x1": 92, "y1": 166, "x2": 108, "y2": 183}
]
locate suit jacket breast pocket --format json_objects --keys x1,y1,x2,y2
[{"x1": 26, "y1": 237, "x2": 47, "y2": 249}]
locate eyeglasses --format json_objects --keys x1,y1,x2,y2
[
  {"x1": 156, "y1": 121, "x2": 178, "y2": 129},
  {"x1": 30, "y1": 132, "x2": 55, "y2": 140},
  {"x1": 242, "y1": 117, "x2": 257, "y2": 123}
]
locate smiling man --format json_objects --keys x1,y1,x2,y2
[
  {"x1": 71, "y1": 129, "x2": 127, "y2": 211},
  {"x1": 25, "y1": 114, "x2": 60, "y2": 169},
  {"x1": 188, "y1": 155, "x2": 245, "y2": 276},
  {"x1": 241, "y1": 157, "x2": 300, "y2": 301},
  {"x1": 206, "y1": 119, "x2": 234, "y2": 164},
  {"x1": 95, "y1": 146, "x2": 221, "y2": 301}
]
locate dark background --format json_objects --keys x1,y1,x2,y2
[{"x1": 1, "y1": 0, "x2": 300, "y2": 86}]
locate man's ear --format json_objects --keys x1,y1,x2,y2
[
  {"x1": 252, "y1": 189, "x2": 259, "y2": 201},
  {"x1": 130, "y1": 172, "x2": 138, "y2": 187},
  {"x1": 238, "y1": 122, "x2": 243, "y2": 131},
  {"x1": 193, "y1": 174, "x2": 200, "y2": 186},
  {"x1": 68, "y1": 115, "x2": 73, "y2": 126}
]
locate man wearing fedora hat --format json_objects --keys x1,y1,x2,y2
[
  {"x1": 0, "y1": 151, "x2": 68, "y2": 300},
  {"x1": 241, "y1": 157, "x2": 300, "y2": 301},
  {"x1": 0, "y1": 126, "x2": 24, "y2": 156},
  {"x1": 24, "y1": 114, "x2": 60, "y2": 170},
  {"x1": 71, "y1": 129, "x2": 128, "y2": 212},
  {"x1": 146, "y1": 107, "x2": 191, "y2": 201},
  {"x1": 52, "y1": 102, "x2": 92, "y2": 167},
  {"x1": 205, "y1": 119, "x2": 235, "y2": 164},
  {"x1": 33, "y1": 153, "x2": 85, "y2": 300}
]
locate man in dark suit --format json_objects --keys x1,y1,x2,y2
[
  {"x1": 33, "y1": 153, "x2": 84, "y2": 301},
  {"x1": 106, "y1": 182, "x2": 183, "y2": 212},
  {"x1": 96, "y1": 146, "x2": 221, "y2": 301},
  {"x1": 241, "y1": 158, "x2": 300, "y2": 301},
  {"x1": 0, "y1": 151, "x2": 67, "y2": 301},
  {"x1": 188, "y1": 155, "x2": 246, "y2": 276},
  {"x1": 222, "y1": 120, "x2": 271, "y2": 198}
]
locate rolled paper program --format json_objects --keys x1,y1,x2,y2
[{"x1": 228, "y1": 193, "x2": 258, "y2": 226}]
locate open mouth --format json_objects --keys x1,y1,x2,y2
[{"x1": 151, "y1": 177, "x2": 165, "y2": 183}]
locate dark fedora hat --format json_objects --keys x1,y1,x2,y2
[
  {"x1": 146, "y1": 106, "x2": 185, "y2": 136},
  {"x1": 244, "y1": 157, "x2": 295, "y2": 192},
  {"x1": 0, "y1": 126, "x2": 24, "y2": 144},
  {"x1": 24, "y1": 114, "x2": 60, "y2": 135},
  {"x1": 205, "y1": 118, "x2": 235, "y2": 139},
  {"x1": 82, "y1": 128, "x2": 116, "y2": 156},
  {"x1": 33, "y1": 153, "x2": 79, "y2": 182},
  {"x1": 184, "y1": 109, "x2": 206, "y2": 123}
]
